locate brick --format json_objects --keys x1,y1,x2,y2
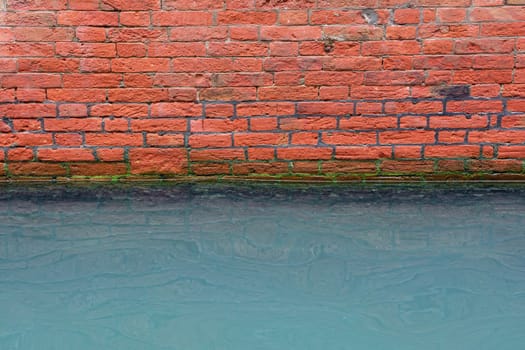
[
  {"x1": 101, "y1": 0, "x2": 160, "y2": 10},
  {"x1": 425, "y1": 145, "x2": 480, "y2": 158},
  {"x1": 149, "y1": 43, "x2": 205, "y2": 57},
  {"x1": 38, "y1": 148, "x2": 95, "y2": 161},
  {"x1": 381, "y1": 160, "x2": 435, "y2": 173},
  {"x1": 0, "y1": 133, "x2": 53, "y2": 147},
  {"x1": 260, "y1": 26, "x2": 322, "y2": 41},
  {"x1": 152, "y1": 11, "x2": 212, "y2": 26},
  {"x1": 57, "y1": 11, "x2": 119, "y2": 26},
  {"x1": 290, "y1": 161, "x2": 319, "y2": 174},
  {"x1": 257, "y1": 0, "x2": 316, "y2": 9},
  {"x1": 63, "y1": 74, "x2": 121, "y2": 88},
  {"x1": 280, "y1": 117, "x2": 337, "y2": 130},
  {"x1": 322, "y1": 161, "x2": 377, "y2": 173},
  {"x1": 501, "y1": 115, "x2": 525, "y2": 128},
  {"x1": 165, "y1": 0, "x2": 223, "y2": 10},
  {"x1": 498, "y1": 146, "x2": 525, "y2": 158},
  {"x1": 429, "y1": 115, "x2": 489, "y2": 129},
  {"x1": 45, "y1": 118, "x2": 101, "y2": 131},
  {"x1": 280, "y1": 10, "x2": 309, "y2": 25},
  {"x1": 237, "y1": 102, "x2": 295, "y2": 116},
  {"x1": 190, "y1": 119, "x2": 247, "y2": 132},
  {"x1": 446, "y1": 100, "x2": 503, "y2": 113},
  {"x1": 205, "y1": 104, "x2": 234, "y2": 117},
  {"x1": 323, "y1": 132, "x2": 376, "y2": 145},
  {"x1": 394, "y1": 9, "x2": 420, "y2": 24},
  {"x1": 340, "y1": 117, "x2": 397, "y2": 130},
  {"x1": 0, "y1": 12, "x2": 57, "y2": 26},
  {"x1": 190, "y1": 134, "x2": 232, "y2": 148},
  {"x1": 235, "y1": 133, "x2": 288, "y2": 146},
  {"x1": 18, "y1": 58, "x2": 80, "y2": 73},
  {"x1": 192, "y1": 163, "x2": 231, "y2": 175},
  {"x1": 362, "y1": 41, "x2": 420, "y2": 55},
  {"x1": 469, "y1": 130, "x2": 525, "y2": 143},
  {"x1": 351, "y1": 86, "x2": 410, "y2": 99},
  {"x1": 190, "y1": 149, "x2": 245, "y2": 161},
  {"x1": 80, "y1": 59, "x2": 111, "y2": 73},
  {"x1": 394, "y1": 146, "x2": 422, "y2": 159},
  {"x1": 230, "y1": 26, "x2": 259, "y2": 41},
  {"x1": 291, "y1": 132, "x2": 319, "y2": 145},
  {"x1": 0, "y1": 104, "x2": 56, "y2": 118},
  {"x1": 85, "y1": 133, "x2": 143, "y2": 146},
  {"x1": 69, "y1": 163, "x2": 128, "y2": 176},
  {"x1": 111, "y1": 58, "x2": 170, "y2": 72},
  {"x1": 200, "y1": 87, "x2": 256, "y2": 101},
  {"x1": 109, "y1": 89, "x2": 169, "y2": 103},
  {"x1": 233, "y1": 162, "x2": 289, "y2": 175},
  {"x1": 12, "y1": 27, "x2": 74, "y2": 42},
  {"x1": 56, "y1": 42, "x2": 116, "y2": 57},
  {"x1": 55, "y1": 133, "x2": 83, "y2": 146},
  {"x1": 468, "y1": 159, "x2": 523, "y2": 172},
  {"x1": 120, "y1": 12, "x2": 151, "y2": 26},
  {"x1": 117, "y1": 43, "x2": 147, "y2": 57},
  {"x1": 12, "y1": 120, "x2": 42, "y2": 131},
  {"x1": 379, "y1": 130, "x2": 436, "y2": 144},
  {"x1": 170, "y1": 27, "x2": 228, "y2": 41},
  {"x1": 132, "y1": 119, "x2": 187, "y2": 132},
  {"x1": 305, "y1": 72, "x2": 363, "y2": 86},
  {"x1": 130, "y1": 148, "x2": 187, "y2": 174},
  {"x1": 218, "y1": 11, "x2": 277, "y2": 24},
  {"x1": 335, "y1": 146, "x2": 392, "y2": 160},
  {"x1": 324, "y1": 57, "x2": 382, "y2": 71},
  {"x1": 419, "y1": 25, "x2": 479, "y2": 38},
  {"x1": 319, "y1": 86, "x2": 349, "y2": 100},
  {"x1": 68, "y1": 0, "x2": 100, "y2": 10},
  {"x1": 107, "y1": 28, "x2": 167, "y2": 42},
  {"x1": 248, "y1": 148, "x2": 275, "y2": 160},
  {"x1": 455, "y1": 39, "x2": 515, "y2": 54},
  {"x1": 297, "y1": 102, "x2": 354, "y2": 115},
  {"x1": 8, "y1": 163, "x2": 67, "y2": 176},
  {"x1": 277, "y1": 147, "x2": 332, "y2": 160},
  {"x1": 147, "y1": 134, "x2": 185, "y2": 146},
  {"x1": 258, "y1": 86, "x2": 317, "y2": 100},
  {"x1": 90, "y1": 104, "x2": 149, "y2": 118},
  {"x1": 0, "y1": 43, "x2": 54, "y2": 57},
  {"x1": 322, "y1": 26, "x2": 384, "y2": 41},
  {"x1": 7, "y1": 0, "x2": 67, "y2": 10},
  {"x1": 7, "y1": 148, "x2": 34, "y2": 161},
  {"x1": 104, "y1": 118, "x2": 129, "y2": 132},
  {"x1": 150, "y1": 102, "x2": 202, "y2": 117},
  {"x1": 310, "y1": 10, "x2": 365, "y2": 25},
  {"x1": 438, "y1": 130, "x2": 467, "y2": 143},
  {"x1": 208, "y1": 43, "x2": 268, "y2": 57},
  {"x1": 47, "y1": 89, "x2": 106, "y2": 103}
]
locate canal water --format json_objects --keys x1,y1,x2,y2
[{"x1": 1, "y1": 184, "x2": 524, "y2": 350}]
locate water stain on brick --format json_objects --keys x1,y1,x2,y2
[{"x1": 434, "y1": 85, "x2": 471, "y2": 99}]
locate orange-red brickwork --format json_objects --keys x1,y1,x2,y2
[{"x1": 0, "y1": 0, "x2": 524, "y2": 179}]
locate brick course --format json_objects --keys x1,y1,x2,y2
[{"x1": 0, "y1": 0, "x2": 524, "y2": 179}]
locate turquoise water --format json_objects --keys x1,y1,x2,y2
[{"x1": 1, "y1": 184, "x2": 525, "y2": 350}]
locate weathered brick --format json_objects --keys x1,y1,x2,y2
[{"x1": 1, "y1": 0, "x2": 524, "y2": 179}]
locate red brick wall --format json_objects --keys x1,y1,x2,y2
[{"x1": 1, "y1": 0, "x2": 524, "y2": 179}]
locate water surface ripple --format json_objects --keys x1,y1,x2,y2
[{"x1": 0, "y1": 184, "x2": 524, "y2": 350}]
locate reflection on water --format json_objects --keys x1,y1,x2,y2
[{"x1": 0, "y1": 184, "x2": 525, "y2": 350}]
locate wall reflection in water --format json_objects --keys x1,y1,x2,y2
[{"x1": 1, "y1": 185, "x2": 524, "y2": 350}]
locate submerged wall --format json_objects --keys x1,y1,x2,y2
[{"x1": 0, "y1": 0, "x2": 524, "y2": 180}]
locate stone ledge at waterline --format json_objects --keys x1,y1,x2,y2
[{"x1": 0, "y1": 0, "x2": 524, "y2": 179}]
